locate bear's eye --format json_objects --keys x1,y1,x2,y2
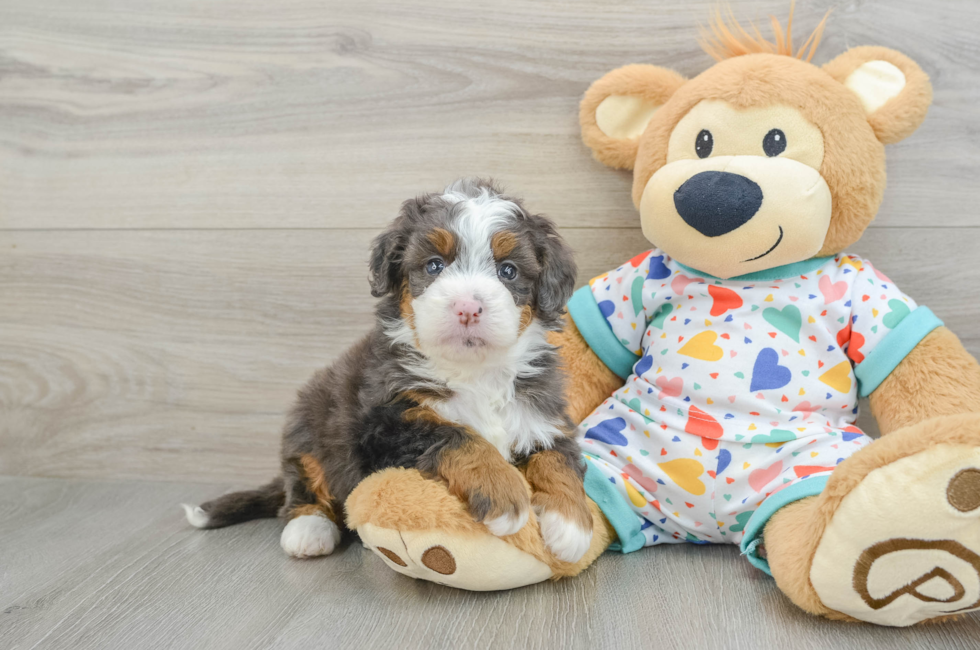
[
  {"x1": 763, "y1": 129, "x2": 787, "y2": 157},
  {"x1": 695, "y1": 129, "x2": 713, "y2": 158}
]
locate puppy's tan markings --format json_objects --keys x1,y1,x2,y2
[
  {"x1": 293, "y1": 454, "x2": 338, "y2": 523},
  {"x1": 524, "y1": 449, "x2": 593, "y2": 533},
  {"x1": 399, "y1": 281, "x2": 415, "y2": 326},
  {"x1": 403, "y1": 404, "x2": 444, "y2": 426},
  {"x1": 428, "y1": 227, "x2": 456, "y2": 259},
  {"x1": 491, "y1": 231, "x2": 518, "y2": 259},
  {"x1": 289, "y1": 503, "x2": 327, "y2": 519},
  {"x1": 518, "y1": 304, "x2": 534, "y2": 334},
  {"x1": 432, "y1": 434, "x2": 530, "y2": 526},
  {"x1": 399, "y1": 390, "x2": 448, "y2": 425}
]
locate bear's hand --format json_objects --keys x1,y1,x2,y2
[{"x1": 549, "y1": 315, "x2": 625, "y2": 424}]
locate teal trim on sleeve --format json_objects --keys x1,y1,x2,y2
[
  {"x1": 567, "y1": 285, "x2": 641, "y2": 380},
  {"x1": 739, "y1": 475, "x2": 829, "y2": 576},
  {"x1": 675, "y1": 256, "x2": 833, "y2": 282},
  {"x1": 855, "y1": 307, "x2": 943, "y2": 398},
  {"x1": 583, "y1": 456, "x2": 646, "y2": 553}
]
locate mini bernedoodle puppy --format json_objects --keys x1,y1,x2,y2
[{"x1": 183, "y1": 179, "x2": 594, "y2": 564}]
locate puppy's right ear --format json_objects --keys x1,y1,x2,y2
[
  {"x1": 368, "y1": 214, "x2": 410, "y2": 298},
  {"x1": 580, "y1": 64, "x2": 686, "y2": 170}
]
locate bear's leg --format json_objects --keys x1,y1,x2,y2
[
  {"x1": 345, "y1": 467, "x2": 616, "y2": 590},
  {"x1": 758, "y1": 414, "x2": 980, "y2": 626}
]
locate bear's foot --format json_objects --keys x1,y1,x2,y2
[
  {"x1": 345, "y1": 467, "x2": 614, "y2": 591},
  {"x1": 357, "y1": 522, "x2": 553, "y2": 590},
  {"x1": 811, "y1": 442, "x2": 980, "y2": 625},
  {"x1": 766, "y1": 414, "x2": 980, "y2": 626}
]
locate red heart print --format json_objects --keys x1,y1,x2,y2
[
  {"x1": 629, "y1": 251, "x2": 649, "y2": 268},
  {"x1": 685, "y1": 405, "x2": 723, "y2": 439},
  {"x1": 708, "y1": 285, "x2": 743, "y2": 317}
]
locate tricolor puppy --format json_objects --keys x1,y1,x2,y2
[{"x1": 183, "y1": 179, "x2": 593, "y2": 563}]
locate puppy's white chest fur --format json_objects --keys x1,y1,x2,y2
[
  {"x1": 424, "y1": 324, "x2": 565, "y2": 461},
  {"x1": 432, "y1": 382, "x2": 559, "y2": 462}
]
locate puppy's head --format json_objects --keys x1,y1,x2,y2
[{"x1": 370, "y1": 179, "x2": 576, "y2": 364}]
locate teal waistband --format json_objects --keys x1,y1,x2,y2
[
  {"x1": 567, "y1": 285, "x2": 640, "y2": 380},
  {"x1": 583, "y1": 456, "x2": 646, "y2": 553},
  {"x1": 855, "y1": 307, "x2": 943, "y2": 397}
]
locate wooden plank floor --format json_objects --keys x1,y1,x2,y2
[
  {"x1": 2, "y1": 476, "x2": 980, "y2": 650},
  {"x1": 2, "y1": 0, "x2": 980, "y2": 646}
]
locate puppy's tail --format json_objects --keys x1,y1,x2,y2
[{"x1": 181, "y1": 477, "x2": 285, "y2": 529}]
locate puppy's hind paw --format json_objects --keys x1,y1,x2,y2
[{"x1": 280, "y1": 514, "x2": 342, "y2": 558}]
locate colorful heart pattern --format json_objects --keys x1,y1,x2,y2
[
  {"x1": 749, "y1": 348, "x2": 792, "y2": 392},
  {"x1": 579, "y1": 251, "x2": 911, "y2": 547},
  {"x1": 762, "y1": 304, "x2": 801, "y2": 342},
  {"x1": 678, "y1": 331, "x2": 724, "y2": 361}
]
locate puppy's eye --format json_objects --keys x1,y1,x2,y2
[
  {"x1": 763, "y1": 129, "x2": 786, "y2": 157},
  {"x1": 695, "y1": 129, "x2": 713, "y2": 158},
  {"x1": 425, "y1": 258, "x2": 445, "y2": 276},
  {"x1": 498, "y1": 262, "x2": 518, "y2": 281}
]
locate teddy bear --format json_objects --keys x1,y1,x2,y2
[{"x1": 344, "y1": 8, "x2": 980, "y2": 627}]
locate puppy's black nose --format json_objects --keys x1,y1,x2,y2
[{"x1": 673, "y1": 171, "x2": 763, "y2": 237}]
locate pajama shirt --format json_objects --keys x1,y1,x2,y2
[{"x1": 567, "y1": 250, "x2": 944, "y2": 573}]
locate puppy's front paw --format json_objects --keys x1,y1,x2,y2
[
  {"x1": 536, "y1": 507, "x2": 593, "y2": 563},
  {"x1": 484, "y1": 508, "x2": 530, "y2": 537},
  {"x1": 280, "y1": 513, "x2": 341, "y2": 558},
  {"x1": 464, "y1": 468, "x2": 531, "y2": 537}
]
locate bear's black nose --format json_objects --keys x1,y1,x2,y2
[{"x1": 673, "y1": 171, "x2": 764, "y2": 237}]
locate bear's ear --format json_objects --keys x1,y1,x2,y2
[
  {"x1": 580, "y1": 64, "x2": 687, "y2": 170},
  {"x1": 823, "y1": 46, "x2": 933, "y2": 145}
]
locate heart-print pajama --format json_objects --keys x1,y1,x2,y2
[{"x1": 567, "y1": 250, "x2": 944, "y2": 571}]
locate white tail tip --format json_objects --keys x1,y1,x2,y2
[{"x1": 182, "y1": 503, "x2": 209, "y2": 528}]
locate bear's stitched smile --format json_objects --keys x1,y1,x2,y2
[{"x1": 743, "y1": 226, "x2": 784, "y2": 263}]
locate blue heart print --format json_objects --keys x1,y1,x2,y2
[
  {"x1": 647, "y1": 255, "x2": 671, "y2": 280},
  {"x1": 634, "y1": 354, "x2": 654, "y2": 377},
  {"x1": 585, "y1": 417, "x2": 628, "y2": 446},
  {"x1": 749, "y1": 348, "x2": 792, "y2": 392},
  {"x1": 598, "y1": 300, "x2": 615, "y2": 319},
  {"x1": 715, "y1": 448, "x2": 732, "y2": 475}
]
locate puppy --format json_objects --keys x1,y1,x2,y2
[{"x1": 183, "y1": 179, "x2": 594, "y2": 563}]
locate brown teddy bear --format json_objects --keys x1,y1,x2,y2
[{"x1": 346, "y1": 8, "x2": 980, "y2": 627}]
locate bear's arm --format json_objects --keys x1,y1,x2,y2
[
  {"x1": 548, "y1": 315, "x2": 625, "y2": 424},
  {"x1": 869, "y1": 326, "x2": 980, "y2": 434}
]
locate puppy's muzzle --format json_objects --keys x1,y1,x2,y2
[
  {"x1": 453, "y1": 299, "x2": 483, "y2": 327},
  {"x1": 673, "y1": 171, "x2": 764, "y2": 237}
]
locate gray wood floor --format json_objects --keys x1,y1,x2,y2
[{"x1": 2, "y1": 0, "x2": 979, "y2": 647}]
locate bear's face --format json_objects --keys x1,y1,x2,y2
[
  {"x1": 644, "y1": 98, "x2": 830, "y2": 276},
  {"x1": 582, "y1": 45, "x2": 932, "y2": 279}
]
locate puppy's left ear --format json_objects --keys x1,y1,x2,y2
[
  {"x1": 530, "y1": 215, "x2": 577, "y2": 327},
  {"x1": 823, "y1": 46, "x2": 932, "y2": 145},
  {"x1": 368, "y1": 212, "x2": 410, "y2": 298}
]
